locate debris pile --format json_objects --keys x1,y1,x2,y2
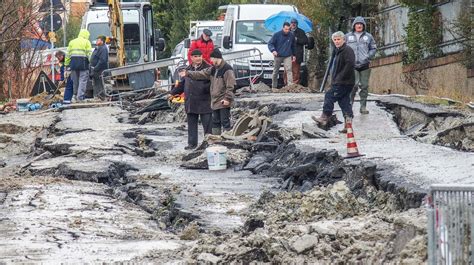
[
  {"x1": 181, "y1": 181, "x2": 427, "y2": 264},
  {"x1": 272, "y1": 83, "x2": 314, "y2": 93}
]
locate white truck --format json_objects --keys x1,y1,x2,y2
[{"x1": 220, "y1": 4, "x2": 313, "y2": 87}]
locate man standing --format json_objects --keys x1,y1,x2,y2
[
  {"x1": 312, "y1": 31, "x2": 355, "y2": 127},
  {"x1": 65, "y1": 29, "x2": 92, "y2": 101},
  {"x1": 171, "y1": 49, "x2": 212, "y2": 150},
  {"x1": 289, "y1": 18, "x2": 308, "y2": 85},
  {"x1": 55, "y1": 51, "x2": 74, "y2": 104},
  {"x1": 346, "y1": 16, "x2": 377, "y2": 114},
  {"x1": 188, "y1": 29, "x2": 214, "y2": 65},
  {"x1": 180, "y1": 48, "x2": 236, "y2": 135},
  {"x1": 90, "y1": 35, "x2": 109, "y2": 99},
  {"x1": 268, "y1": 22, "x2": 296, "y2": 89}
]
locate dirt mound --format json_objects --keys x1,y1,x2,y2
[{"x1": 183, "y1": 181, "x2": 427, "y2": 263}]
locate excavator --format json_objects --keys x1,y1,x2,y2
[
  {"x1": 106, "y1": 0, "x2": 125, "y2": 68},
  {"x1": 84, "y1": 0, "x2": 166, "y2": 90}
]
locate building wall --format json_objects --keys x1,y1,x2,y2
[{"x1": 369, "y1": 54, "x2": 474, "y2": 101}]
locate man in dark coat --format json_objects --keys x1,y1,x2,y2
[
  {"x1": 287, "y1": 18, "x2": 308, "y2": 85},
  {"x1": 180, "y1": 48, "x2": 236, "y2": 135},
  {"x1": 90, "y1": 35, "x2": 109, "y2": 99},
  {"x1": 268, "y1": 22, "x2": 296, "y2": 89},
  {"x1": 171, "y1": 49, "x2": 212, "y2": 150},
  {"x1": 312, "y1": 31, "x2": 355, "y2": 127}
]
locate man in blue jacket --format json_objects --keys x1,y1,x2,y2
[
  {"x1": 346, "y1": 16, "x2": 377, "y2": 114},
  {"x1": 90, "y1": 35, "x2": 109, "y2": 99},
  {"x1": 268, "y1": 22, "x2": 296, "y2": 89}
]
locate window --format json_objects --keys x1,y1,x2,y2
[
  {"x1": 235, "y1": 21, "x2": 273, "y2": 44},
  {"x1": 87, "y1": 23, "x2": 110, "y2": 46}
]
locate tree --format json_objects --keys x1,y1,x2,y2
[{"x1": 0, "y1": 0, "x2": 44, "y2": 99}]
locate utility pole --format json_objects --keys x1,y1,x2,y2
[
  {"x1": 50, "y1": 0, "x2": 55, "y2": 81},
  {"x1": 63, "y1": 0, "x2": 67, "y2": 47}
]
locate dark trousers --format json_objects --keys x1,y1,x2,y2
[
  {"x1": 187, "y1": 113, "x2": 212, "y2": 147},
  {"x1": 323, "y1": 84, "x2": 353, "y2": 118},
  {"x1": 212, "y1": 108, "x2": 231, "y2": 132},
  {"x1": 92, "y1": 73, "x2": 104, "y2": 98}
]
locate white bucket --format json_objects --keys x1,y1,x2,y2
[{"x1": 206, "y1": 145, "x2": 227, "y2": 171}]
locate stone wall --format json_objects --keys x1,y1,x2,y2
[{"x1": 369, "y1": 54, "x2": 474, "y2": 102}]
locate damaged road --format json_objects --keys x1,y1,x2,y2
[{"x1": 0, "y1": 92, "x2": 472, "y2": 263}]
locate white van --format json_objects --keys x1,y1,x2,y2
[{"x1": 221, "y1": 4, "x2": 312, "y2": 87}]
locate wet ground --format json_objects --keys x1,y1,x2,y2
[{"x1": 0, "y1": 93, "x2": 472, "y2": 262}]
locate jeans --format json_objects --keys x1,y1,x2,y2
[
  {"x1": 71, "y1": 70, "x2": 89, "y2": 100},
  {"x1": 63, "y1": 76, "x2": 74, "y2": 102},
  {"x1": 272, "y1": 56, "x2": 292, "y2": 88},
  {"x1": 351, "y1": 68, "x2": 371, "y2": 108},
  {"x1": 323, "y1": 84, "x2": 353, "y2": 118},
  {"x1": 212, "y1": 108, "x2": 231, "y2": 133},
  {"x1": 187, "y1": 113, "x2": 212, "y2": 147}
]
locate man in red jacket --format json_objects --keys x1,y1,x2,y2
[{"x1": 188, "y1": 29, "x2": 214, "y2": 65}]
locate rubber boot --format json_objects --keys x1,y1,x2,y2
[
  {"x1": 212, "y1": 128, "x2": 222, "y2": 135},
  {"x1": 360, "y1": 100, "x2": 369, "y2": 114},
  {"x1": 311, "y1": 113, "x2": 329, "y2": 127}
]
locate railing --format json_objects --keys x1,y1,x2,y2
[{"x1": 427, "y1": 184, "x2": 474, "y2": 265}]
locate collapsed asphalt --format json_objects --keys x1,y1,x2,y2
[{"x1": 0, "y1": 92, "x2": 472, "y2": 262}]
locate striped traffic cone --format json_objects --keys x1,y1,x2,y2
[{"x1": 345, "y1": 120, "x2": 364, "y2": 159}]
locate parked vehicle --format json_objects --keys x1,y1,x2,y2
[{"x1": 220, "y1": 4, "x2": 313, "y2": 87}]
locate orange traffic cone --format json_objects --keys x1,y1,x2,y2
[{"x1": 345, "y1": 120, "x2": 364, "y2": 159}]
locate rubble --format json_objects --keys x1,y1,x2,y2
[{"x1": 272, "y1": 83, "x2": 314, "y2": 93}]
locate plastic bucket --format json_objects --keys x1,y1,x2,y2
[
  {"x1": 16, "y1": 98, "x2": 30, "y2": 112},
  {"x1": 206, "y1": 145, "x2": 227, "y2": 171}
]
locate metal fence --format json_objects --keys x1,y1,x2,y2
[
  {"x1": 101, "y1": 56, "x2": 183, "y2": 102},
  {"x1": 427, "y1": 184, "x2": 474, "y2": 265},
  {"x1": 222, "y1": 48, "x2": 264, "y2": 88}
]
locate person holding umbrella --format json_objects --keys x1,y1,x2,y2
[
  {"x1": 288, "y1": 18, "x2": 308, "y2": 85},
  {"x1": 267, "y1": 22, "x2": 296, "y2": 89}
]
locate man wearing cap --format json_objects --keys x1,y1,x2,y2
[
  {"x1": 170, "y1": 49, "x2": 212, "y2": 150},
  {"x1": 90, "y1": 35, "x2": 109, "y2": 99},
  {"x1": 289, "y1": 18, "x2": 308, "y2": 85},
  {"x1": 188, "y1": 29, "x2": 214, "y2": 65},
  {"x1": 268, "y1": 22, "x2": 296, "y2": 89},
  {"x1": 180, "y1": 48, "x2": 236, "y2": 135}
]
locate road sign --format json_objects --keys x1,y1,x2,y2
[{"x1": 41, "y1": 13, "x2": 62, "y2": 32}]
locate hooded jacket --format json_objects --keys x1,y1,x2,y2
[
  {"x1": 65, "y1": 29, "x2": 92, "y2": 71},
  {"x1": 170, "y1": 61, "x2": 212, "y2": 114},
  {"x1": 345, "y1": 17, "x2": 377, "y2": 70},
  {"x1": 187, "y1": 59, "x2": 236, "y2": 110}
]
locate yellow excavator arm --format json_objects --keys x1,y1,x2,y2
[{"x1": 107, "y1": 0, "x2": 125, "y2": 67}]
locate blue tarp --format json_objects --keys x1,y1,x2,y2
[{"x1": 21, "y1": 39, "x2": 52, "y2": 49}]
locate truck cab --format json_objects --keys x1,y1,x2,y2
[
  {"x1": 82, "y1": 1, "x2": 165, "y2": 65},
  {"x1": 220, "y1": 4, "x2": 312, "y2": 87}
]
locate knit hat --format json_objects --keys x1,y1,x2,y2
[
  {"x1": 191, "y1": 49, "x2": 202, "y2": 56},
  {"x1": 290, "y1": 18, "x2": 298, "y2": 24},
  {"x1": 210, "y1": 48, "x2": 222, "y2": 59}
]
